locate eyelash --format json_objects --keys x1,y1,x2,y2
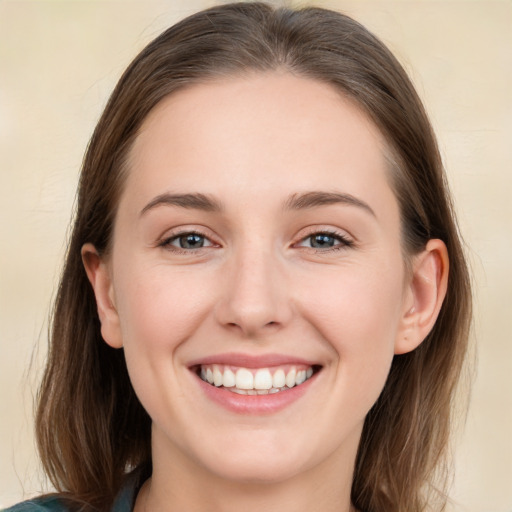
[
  {"x1": 158, "y1": 230, "x2": 217, "y2": 254},
  {"x1": 295, "y1": 229, "x2": 354, "y2": 252},
  {"x1": 158, "y1": 229, "x2": 354, "y2": 254}
]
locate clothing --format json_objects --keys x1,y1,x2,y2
[{"x1": 1, "y1": 474, "x2": 138, "y2": 512}]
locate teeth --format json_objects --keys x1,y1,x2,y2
[
  {"x1": 199, "y1": 364, "x2": 317, "y2": 393},
  {"x1": 235, "y1": 368, "x2": 254, "y2": 390},
  {"x1": 229, "y1": 387, "x2": 286, "y2": 395},
  {"x1": 213, "y1": 366, "x2": 223, "y2": 387},
  {"x1": 223, "y1": 368, "x2": 236, "y2": 388},
  {"x1": 272, "y1": 369, "x2": 286, "y2": 388},
  {"x1": 296, "y1": 370, "x2": 306, "y2": 385},
  {"x1": 254, "y1": 369, "x2": 273, "y2": 390},
  {"x1": 285, "y1": 368, "x2": 296, "y2": 388}
]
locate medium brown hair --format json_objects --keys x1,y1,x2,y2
[{"x1": 36, "y1": 3, "x2": 472, "y2": 511}]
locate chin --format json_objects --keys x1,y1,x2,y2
[
  {"x1": 204, "y1": 452, "x2": 308, "y2": 485},
  {"x1": 179, "y1": 428, "x2": 314, "y2": 485}
]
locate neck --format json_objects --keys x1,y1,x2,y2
[
  {"x1": 135, "y1": 428, "x2": 360, "y2": 512},
  {"x1": 138, "y1": 471, "x2": 355, "y2": 512}
]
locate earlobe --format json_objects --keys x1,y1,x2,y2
[
  {"x1": 81, "y1": 243, "x2": 123, "y2": 349},
  {"x1": 395, "y1": 239, "x2": 449, "y2": 355}
]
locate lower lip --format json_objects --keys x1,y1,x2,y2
[{"x1": 194, "y1": 373, "x2": 318, "y2": 415}]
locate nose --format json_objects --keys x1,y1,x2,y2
[{"x1": 214, "y1": 243, "x2": 293, "y2": 337}]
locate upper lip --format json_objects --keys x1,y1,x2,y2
[{"x1": 188, "y1": 352, "x2": 320, "y2": 369}]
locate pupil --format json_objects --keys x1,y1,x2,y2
[
  {"x1": 311, "y1": 234, "x2": 334, "y2": 248},
  {"x1": 180, "y1": 234, "x2": 204, "y2": 249}
]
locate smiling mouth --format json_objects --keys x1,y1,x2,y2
[{"x1": 196, "y1": 364, "x2": 321, "y2": 395}]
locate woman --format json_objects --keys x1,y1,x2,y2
[{"x1": 5, "y1": 2, "x2": 471, "y2": 512}]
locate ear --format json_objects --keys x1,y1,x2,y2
[
  {"x1": 81, "y1": 243, "x2": 123, "y2": 349},
  {"x1": 395, "y1": 239, "x2": 449, "y2": 355}
]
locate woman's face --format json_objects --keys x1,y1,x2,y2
[{"x1": 92, "y1": 73, "x2": 419, "y2": 483}]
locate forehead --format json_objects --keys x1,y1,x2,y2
[{"x1": 123, "y1": 72, "x2": 397, "y2": 220}]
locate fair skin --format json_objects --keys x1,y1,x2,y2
[{"x1": 83, "y1": 73, "x2": 448, "y2": 512}]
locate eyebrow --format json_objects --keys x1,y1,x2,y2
[
  {"x1": 285, "y1": 191, "x2": 376, "y2": 216},
  {"x1": 140, "y1": 190, "x2": 375, "y2": 217},
  {"x1": 140, "y1": 193, "x2": 223, "y2": 216}
]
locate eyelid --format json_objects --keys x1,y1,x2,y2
[
  {"x1": 154, "y1": 225, "x2": 354, "y2": 254},
  {"x1": 157, "y1": 226, "x2": 221, "y2": 252},
  {"x1": 292, "y1": 226, "x2": 355, "y2": 251},
  {"x1": 167, "y1": 233, "x2": 214, "y2": 248}
]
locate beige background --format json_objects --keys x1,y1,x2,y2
[{"x1": 1, "y1": 0, "x2": 511, "y2": 510}]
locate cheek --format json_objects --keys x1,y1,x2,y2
[
  {"x1": 114, "y1": 265, "x2": 213, "y2": 346},
  {"x1": 111, "y1": 263, "x2": 219, "y2": 417},
  {"x1": 298, "y1": 262, "x2": 404, "y2": 396},
  {"x1": 301, "y1": 261, "x2": 404, "y2": 337}
]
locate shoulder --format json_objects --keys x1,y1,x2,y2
[
  {"x1": 2, "y1": 496, "x2": 70, "y2": 512},
  {"x1": 2, "y1": 468, "x2": 143, "y2": 512}
]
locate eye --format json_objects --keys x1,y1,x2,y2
[
  {"x1": 296, "y1": 231, "x2": 353, "y2": 250},
  {"x1": 161, "y1": 231, "x2": 214, "y2": 250}
]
